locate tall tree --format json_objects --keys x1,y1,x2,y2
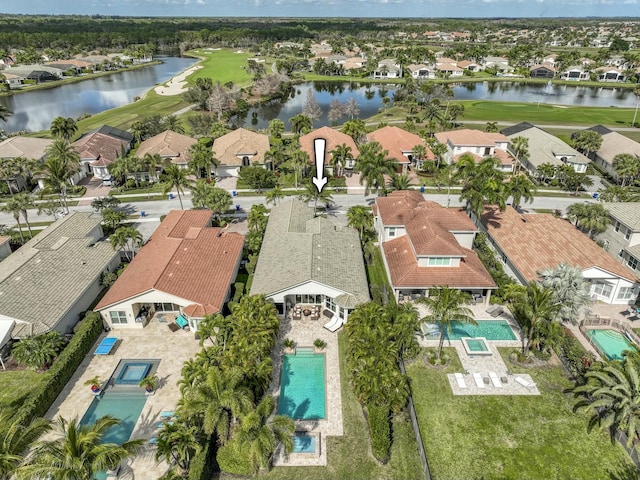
[
  {"x1": 539, "y1": 263, "x2": 591, "y2": 325},
  {"x1": 566, "y1": 202, "x2": 609, "y2": 238},
  {"x1": 510, "y1": 283, "x2": 559, "y2": 354},
  {"x1": 357, "y1": 142, "x2": 397, "y2": 196},
  {"x1": 188, "y1": 141, "x2": 216, "y2": 180},
  {"x1": 17, "y1": 416, "x2": 143, "y2": 480},
  {"x1": 298, "y1": 180, "x2": 334, "y2": 215},
  {"x1": 0, "y1": 411, "x2": 51, "y2": 479},
  {"x1": 162, "y1": 164, "x2": 192, "y2": 210},
  {"x1": 50, "y1": 117, "x2": 78, "y2": 142},
  {"x1": 346, "y1": 205, "x2": 373, "y2": 242},
  {"x1": 161, "y1": 115, "x2": 185, "y2": 134},
  {"x1": 110, "y1": 226, "x2": 143, "y2": 262},
  {"x1": 289, "y1": 113, "x2": 312, "y2": 135},
  {"x1": 329, "y1": 143, "x2": 352, "y2": 177},
  {"x1": 613, "y1": 153, "x2": 640, "y2": 187},
  {"x1": 457, "y1": 156, "x2": 507, "y2": 219},
  {"x1": 572, "y1": 130, "x2": 602, "y2": 158},
  {"x1": 265, "y1": 186, "x2": 284, "y2": 206},
  {"x1": 506, "y1": 174, "x2": 535, "y2": 208},
  {"x1": 341, "y1": 119, "x2": 367, "y2": 144},
  {"x1": 43, "y1": 139, "x2": 80, "y2": 214},
  {"x1": 154, "y1": 421, "x2": 202, "y2": 477},
  {"x1": 418, "y1": 287, "x2": 475, "y2": 359},
  {"x1": 510, "y1": 136, "x2": 529, "y2": 173}
]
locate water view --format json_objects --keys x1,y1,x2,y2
[
  {"x1": 0, "y1": 56, "x2": 198, "y2": 133},
  {"x1": 244, "y1": 80, "x2": 640, "y2": 130}
]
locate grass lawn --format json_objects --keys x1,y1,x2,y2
[
  {"x1": 365, "y1": 245, "x2": 390, "y2": 288},
  {"x1": 406, "y1": 347, "x2": 634, "y2": 480},
  {"x1": 0, "y1": 370, "x2": 48, "y2": 413},
  {"x1": 186, "y1": 49, "x2": 253, "y2": 88},
  {"x1": 256, "y1": 333, "x2": 424, "y2": 480}
]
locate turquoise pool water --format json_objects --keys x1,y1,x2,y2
[
  {"x1": 466, "y1": 338, "x2": 489, "y2": 352},
  {"x1": 80, "y1": 391, "x2": 147, "y2": 444},
  {"x1": 115, "y1": 362, "x2": 151, "y2": 385},
  {"x1": 587, "y1": 329, "x2": 637, "y2": 360},
  {"x1": 425, "y1": 320, "x2": 516, "y2": 341},
  {"x1": 278, "y1": 352, "x2": 326, "y2": 420},
  {"x1": 293, "y1": 434, "x2": 317, "y2": 453}
]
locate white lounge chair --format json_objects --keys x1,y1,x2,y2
[
  {"x1": 420, "y1": 323, "x2": 439, "y2": 337},
  {"x1": 473, "y1": 372, "x2": 485, "y2": 388},
  {"x1": 489, "y1": 372, "x2": 502, "y2": 388},
  {"x1": 515, "y1": 376, "x2": 534, "y2": 390},
  {"x1": 323, "y1": 316, "x2": 343, "y2": 332},
  {"x1": 454, "y1": 372, "x2": 467, "y2": 389}
]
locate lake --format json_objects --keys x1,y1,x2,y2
[
  {"x1": 243, "y1": 80, "x2": 640, "y2": 130},
  {"x1": 0, "y1": 56, "x2": 198, "y2": 133}
]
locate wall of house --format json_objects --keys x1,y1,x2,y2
[
  {"x1": 452, "y1": 231, "x2": 475, "y2": 249},
  {"x1": 0, "y1": 242, "x2": 11, "y2": 261},
  {"x1": 268, "y1": 281, "x2": 347, "y2": 305},
  {"x1": 593, "y1": 153, "x2": 617, "y2": 180},
  {"x1": 583, "y1": 266, "x2": 638, "y2": 305},
  {"x1": 599, "y1": 220, "x2": 640, "y2": 262}
]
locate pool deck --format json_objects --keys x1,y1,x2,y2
[
  {"x1": 44, "y1": 316, "x2": 201, "y2": 480},
  {"x1": 271, "y1": 312, "x2": 343, "y2": 467}
]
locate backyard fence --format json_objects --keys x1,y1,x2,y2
[
  {"x1": 579, "y1": 316, "x2": 640, "y2": 351},
  {"x1": 399, "y1": 358, "x2": 431, "y2": 480}
]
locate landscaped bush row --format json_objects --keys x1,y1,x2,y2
[
  {"x1": 368, "y1": 405, "x2": 391, "y2": 463},
  {"x1": 473, "y1": 232, "x2": 516, "y2": 301},
  {"x1": 15, "y1": 311, "x2": 103, "y2": 423},
  {"x1": 216, "y1": 442, "x2": 252, "y2": 476},
  {"x1": 555, "y1": 327, "x2": 595, "y2": 380},
  {"x1": 188, "y1": 434, "x2": 217, "y2": 480}
]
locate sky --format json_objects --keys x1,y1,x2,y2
[{"x1": 2, "y1": 0, "x2": 639, "y2": 18}]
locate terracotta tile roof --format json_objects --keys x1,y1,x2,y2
[
  {"x1": 366, "y1": 126, "x2": 434, "y2": 164},
  {"x1": 435, "y1": 129, "x2": 509, "y2": 147},
  {"x1": 300, "y1": 127, "x2": 360, "y2": 165},
  {"x1": 382, "y1": 236, "x2": 496, "y2": 288},
  {"x1": 72, "y1": 131, "x2": 128, "y2": 166},
  {"x1": 0, "y1": 137, "x2": 52, "y2": 160},
  {"x1": 212, "y1": 128, "x2": 270, "y2": 167},
  {"x1": 481, "y1": 206, "x2": 637, "y2": 283},
  {"x1": 95, "y1": 210, "x2": 244, "y2": 316},
  {"x1": 135, "y1": 130, "x2": 196, "y2": 162},
  {"x1": 530, "y1": 63, "x2": 557, "y2": 73}
]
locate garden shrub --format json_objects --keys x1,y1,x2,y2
[
  {"x1": 15, "y1": 311, "x2": 103, "y2": 423},
  {"x1": 189, "y1": 435, "x2": 216, "y2": 480},
  {"x1": 555, "y1": 328, "x2": 595, "y2": 380},
  {"x1": 232, "y1": 282, "x2": 244, "y2": 302},
  {"x1": 217, "y1": 440, "x2": 253, "y2": 476},
  {"x1": 367, "y1": 404, "x2": 391, "y2": 463}
]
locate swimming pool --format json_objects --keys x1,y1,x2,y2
[
  {"x1": 587, "y1": 329, "x2": 637, "y2": 361},
  {"x1": 115, "y1": 362, "x2": 152, "y2": 385},
  {"x1": 293, "y1": 433, "x2": 318, "y2": 453},
  {"x1": 80, "y1": 391, "x2": 147, "y2": 444},
  {"x1": 424, "y1": 320, "x2": 517, "y2": 341},
  {"x1": 278, "y1": 352, "x2": 326, "y2": 420}
]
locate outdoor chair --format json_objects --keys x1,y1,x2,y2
[
  {"x1": 454, "y1": 372, "x2": 467, "y2": 389},
  {"x1": 473, "y1": 372, "x2": 485, "y2": 388},
  {"x1": 489, "y1": 372, "x2": 502, "y2": 388}
]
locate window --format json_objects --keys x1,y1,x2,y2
[
  {"x1": 109, "y1": 311, "x2": 127, "y2": 324},
  {"x1": 614, "y1": 221, "x2": 620, "y2": 233},
  {"x1": 593, "y1": 281, "x2": 613, "y2": 298},
  {"x1": 428, "y1": 257, "x2": 452, "y2": 266},
  {"x1": 325, "y1": 297, "x2": 335, "y2": 312},
  {"x1": 242, "y1": 156, "x2": 250, "y2": 167},
  {"x1": 628, "y1": 256, "x2": 639, "y2": 270},
  {"x1": 388, "y1": 227, "x2": 396, "y2": 238},
  {"x1": 618, "y1": 287, "x2": 635, "y2": 301},
  {"x1": 625, "y1": 228, "x2": 631, "y2": 241},
  {"x1": 619, "y1": 249, "x2": 624, "y2": 258}
]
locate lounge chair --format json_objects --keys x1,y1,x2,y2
[
  {"x1": 420, "y1": 323, "x2": 439, "y2": 337},
  {"x1": 159, "y1": 411, "x2": 175, "y2": 419},
  {"x1": 454, "y1": 372, "x2": 467, "y2": 389},
  {"x1": 148, "y1": 437, "x2": 158, "y2": 446},
  {"x1": 473, "y1": 372, "x2": 485, "y2": 388},
  {"x1": 175, "y1": 315, "x2": 189, "y2": 329},
  {"x1": 94, "y1": 337, "x2": 118, "y2": 355},
  {"x1": 485, "y1": 305, "x2": 503, "y2": 318},
  {"x1": 515, "y1": 376, "x2": 534, "y2": 390},
  {"x1": 489, "y1": 372, "x2": 502, "y2": 388},
  {"x1": 323, "y1": 316, "x2": 343, "y2": 332}
]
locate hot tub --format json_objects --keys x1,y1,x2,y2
[{"x1": 461, "y1": 337, "x2": 492, "y2": 356}]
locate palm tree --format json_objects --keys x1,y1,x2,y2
[
  {"x1": 506, "y1": 174, "x2": 535, "y2": 208},
  {"x1": 233, "y1": 396, "x2": 294, "y2": 475},
  {"x1": 485, "y1": 121, "x2": 498, "y2": 133},
  {"x1": 288, "y1": 149, "x2": 309, "y2": 189},
  {"x1": 510, "y1": 283, "x2": 559, "y2": 354},
  {"x1": 412, "y1": 144, "x2": 428, "y2": 169},
  {"x1": 43, "y1": 139, "x2": 80, "y2": 214},
  {"x1": 357, "y1": 142, "x2": 397, "y2": 196},
  {"x1": 346, "y1": 205, "x2": 373, "y2": 240},
  {"x1": 613, "y1": 153, "x2": 640, "y2": 187},
  {"x1": 179, "y1": 366, "x2": 254, "y2": 443},
  {"x1": 430, "y1": 142, "x2": 448, "y2": 169},
  {"x1": 50, "y1": 116, "x2": 77, "y2": 141},
  {"x1": 572, "y1": 130, "x2": 602, "y2": 158},
  {"x1": 12, "y1": 192, "x2": 35, "y2": 238},
  {"x1": 16, "y1": 416, "x2": 143, "y2": 480},
  {"x1": 539, "y1": 263, "x2": 591, "y2": 325},
  {"x1": 110, "y1": 226, "x2": 143, "y2": 262},
  {"x1": 298, "y1": 180, "x2": 334, "y2": 215},
  {"x1": 289, "y1": 113, "x2": 312, "y2": 135},
  {"x1": 161, "y1": 115, "x2": 185, "y2": 134},
  {"x1": 566, "y1": 202, "x2": 609, "y2": 238},
  {"x1": 341, "y1": 119, "x2": 367, "y2": 144},
  {"x1": 571, "y1": 359, "x2": 640, "y2": 447},
  {"x1": 421, "y1": 101, "x2": 443, "y2": 131},
  {"x1": 387, "y1": 173, "x2": 412, "y2": 191},
  {"x1": 188, "y1": 141, "x2": 216, "y2": 180},
  {"x1": 0, "y1": 411, "x2": 51, "y2": 479},
  {"x1": 1, "y1": 195, "x2": 25, "y2": 243},
  {"x1": 161, "y1": 164, "x2": 192, "y2": 210},
  {"x1": 265, "y1": 186, "x2": 284, "y2": 206},
  {"x1": 458, "y1": 156, "x2": 506, "y2": 219},
  {"x1": 509, "y1": 136, "x2": 529, "y2": 172},
  {"x1": 155, "y1": 420, "x2": 202, "y2": 476},
  {"x1": 418, "y1": 287, "x2": 475, "y2": 359},
  {"x1": 329, "y1": 143, "x2": 352, "y2": 177}
]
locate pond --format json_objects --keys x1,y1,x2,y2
[
  {"x1": 243, "y1": 80, "x2": 640, "y2": 130},
  {"x1": 0, "y1": 56, "x2": 198, "y2": 133}
]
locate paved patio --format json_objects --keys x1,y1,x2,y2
[
  {"x1": 45, "y1": 315, "x2": 202, "y2": 480},
  {"x1": 271, "y1": 313, "x2": 344, "y2": 467}
]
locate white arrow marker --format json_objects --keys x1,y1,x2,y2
[{"x1": 312, "y1": 137, "x2": 328, "y2": 193}]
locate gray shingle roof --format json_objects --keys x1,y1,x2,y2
[
  {"x1": 0, "y1": 212, "x2": 118, "y2": 338},
  {"x1": 250, "y1": 199, "x2": 370, "y2": 305},
  {"x1": 604, "y1": 202, "x2": 640, "y2": 231}
]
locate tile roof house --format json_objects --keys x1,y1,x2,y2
[
  {"x1": 581, "y1": 125, "x2": 640, "y2": 181},
  {"x1": 366, "y1": 126, "x2": 434, "y2": 173},
  {"x1": 406, "y1": 64, "x2": 436, "y2": 79},
  {"x1": 596, "y1": 67, "x2": 625, "y2": 82},
  {"x1": 481, "y1": 206, "x2": 639, "y2": 305},
  {"x1": 212, "y1": 128, "x2": 270, "y2": 177},
  {"x1": 371, "y1": 59, "x2": 402, "y2": 79},
  {"x1": 72, "y1": 125, "x2": 133, "y2": 180},
  {"x1": 0, "y1": 136, "x2": 54, "y2": 192},
  {"x1": 135, "y1": 130, "x2": 196, "y2": 171},
  {"x1": 434, "y1": 129, "x2": 514, "y2": 172},
  {"x1": 250, "y1": 198, "x2": 369, "y2": 322},
  {"x1": 96, "y1": 210, "x2": 244, "y2": 333},
  {"x1": 0, "y1": 212, "x2": 120, "y2": 339},
  {"x1": 299, "y1": 127, "x2": 360, "y2": 173},
  {"x1": 374, "y1": 190, "x2": 496, "y2": 303},
  {"x1": 501, "y1": 122, "x2": 589, "y2": 175},
  {"x1": 529, "y1": 63, "x2": 556, "y2": 79},
  {"x1": 560, "y1": 66, "x2": 590, "y2": 81}
]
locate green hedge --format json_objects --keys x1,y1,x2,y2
[
  {"x1": 189, "y1": 435, "x2": 216, "y2": 480},
  {"x1": 555, "y1": 327, "x2": 596, "y2": 380},
  {"x1": 15, "y1": 311, "x2": 103, "y2": 423},
  {"x1": 217, "y1": 440, "x2": 253, "y2": 476},
  {"x1": 232, "y1": 282, "x2": 244, "y2": 303},
  {"x1": 367, "y1": 404, "x2": 391, "y2": 464}
]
